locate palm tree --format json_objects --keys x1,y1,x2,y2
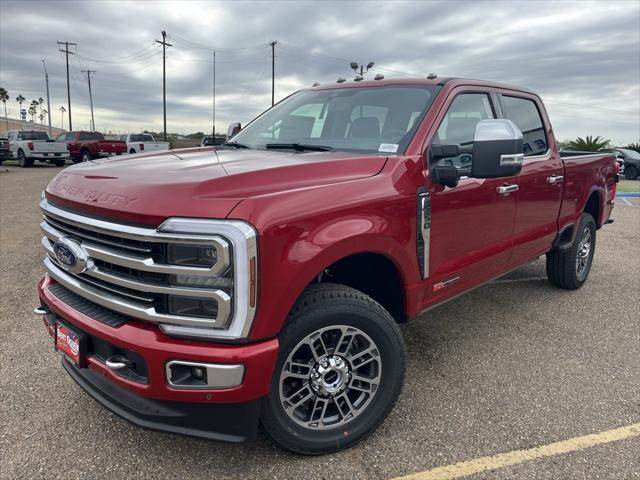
[
  {"x1": 39, "y1": 112, "x2": 44, "y2": 126},
  {"x1": 0, "y1": 87, "x2": 8, "y2": 130},
  {"x1": 29, "y1": 100, "x2": 38, "y2": 122},
  {"x1": 624, "y1": 142, "x2": 640, "y2": 154},
  {"x1": 567, "y1": 136, "x2": 611, "y2": 152},
  {"x1": 59, "y1": 105, "x2": 66, "y2": 130},
  {"x1": 16, "y1": 94, "x2": 25, "y2": 122}
]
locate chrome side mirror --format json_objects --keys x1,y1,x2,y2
[{"x1": 471, "y1": 119, "x2": 524, "y2": 178}]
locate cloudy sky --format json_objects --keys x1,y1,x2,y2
[{"x1": 0, "y1": 0, "x2": 638, "y2": 144}]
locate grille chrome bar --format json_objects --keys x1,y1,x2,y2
[
  {"x1": 39, "y1": 198, "x2": 258, "y2": 340},
  {"x1": 42, "y1": 221, "x2": 227, "y2": 277},
  {"x1": 44, "y1": 258, "x2": 231, "y2": 328}
]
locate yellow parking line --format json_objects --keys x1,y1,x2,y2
[{"x1": 392, "y1": 423, "x2": 640, "y2": 480}]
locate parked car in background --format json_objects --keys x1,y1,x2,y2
[
  {"x1": 5, "y1": 130, "x2": 68, "y2": 167},
  {"x1": 614, "y1": 148, "x2": 640, "y2": 180},
  {"x1": 0, "y1": 137, "x2": 10, "y2": 165},
  {"x1": 200, "y1": 135, "x2": 226, "y2": 147},
  {"x1": 118, "y1": 133, "x2": 170, "y2": 154},
  {"x1": 57, "y1": 131, "x2": 127, "y2": 163},
  {"x1": 37, "y1": 77, "x2": 617, "y2": 454}
]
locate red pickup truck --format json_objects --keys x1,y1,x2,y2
[
  {"x1": 57, "y1": 131, "x2": 127, "y2": 163},
  {"x1": 36, "y1": 78, "x2": 617, "y2": 454}
]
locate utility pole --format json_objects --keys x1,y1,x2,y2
[
  {"x1": 269, "y1": 41, "x2": 277, "y2": 106},
  {"x1": 42, "y1": 60, "x2": 52, "y2": 136},
  {"x1": 57, "y1": 41, "x2": 76, "y2": 131},
  {"x1": 81, "y1": 69, "x2": 96, "y2": 130},
  {"x1": 155, "y1": 31, "x2": 171, "y2": 141},
  {"x1": 211, "y1": 50, "x2": 216, "y2": 141}
]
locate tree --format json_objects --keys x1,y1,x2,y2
[
  {"x1": 0, "y1": 87, "x2": 8, "y2": 130},
  {"x1": 624, "y1": 142, "x2": 640, "y2": 153},
  {"x1": 38, "y1": 97, "x2": 45, "y2": 117},
  {"x1": 59, "y1": 105, "x2": 66, "y2": 130},
  {"x1": 567, "y1": 136, "x2": 611, "y2": 152},
  {"x1": 16, "y1": 94, "x2": 25, "y2": 121},
  {"x1": 29, "y1": 100, "x2": 38, "y2": 122}
]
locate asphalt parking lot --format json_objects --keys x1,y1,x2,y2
[{"x1": 1, "y1": 163, "x2": 638, "y2": 480}]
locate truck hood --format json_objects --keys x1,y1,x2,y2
[{"x1": 45, "y1": 147, "x2": 387, "y2": 226}]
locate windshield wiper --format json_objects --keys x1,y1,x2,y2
[
  {"x1": 222, "y1": 141, "x2": 252, "y2": 149},
  {"x1": 265, "y1": 143, "x2": 333, "y2": 152}
]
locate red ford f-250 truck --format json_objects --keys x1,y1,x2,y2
[
  {"x1": 36, "y1": 78, "x2": 617, "y2": 454},
  {"x1": 57, "y1": 131, "x2": 127, "y2": 163}
]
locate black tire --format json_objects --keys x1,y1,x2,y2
[
  {"x1": 80, "y1": 150, "x2": 92, "y2": 162},
  {"x1": 261, "y1": 283, "x2": 406, "y2": 454},
  {"x1": 624, "y1": 165, "x2": 638, "y2": 180},
  {"x1": 546, "y1": 213, "x2": 596, "y2": 290},
  {"x1": 54, "y1": 158, "x2": 66, "y2": 167},
  {"x1": 129, "y1": 148, "x2": 136, "y2": 154},
  {"x1": 17, "y1": 149, "x2": 33, "y2": 168}
]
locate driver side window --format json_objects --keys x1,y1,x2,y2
[{"x1": 433, "y1": 93, "x2": 495, "y2": 171}]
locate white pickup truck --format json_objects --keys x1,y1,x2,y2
[
  {"x1": 5, "y1": 130, "x2": 69, "y2": 167},
  {"x1": 118, "y1": 133, "x2": 170, "y2": 154}
]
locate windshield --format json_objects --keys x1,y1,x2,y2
[
  {"x1": 18, "y1": 131, "x2": 49, "y2": 141},
  {"x1": 619, "y1": 149, "x2": 640, "y2": 160},
  {"x1": 131, "y1": 134, "x2": 154, "y2": 142},
  {"x1": 232, "y1": 85, "x2": 439, "y2": 154}
]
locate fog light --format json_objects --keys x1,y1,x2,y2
[
  {"x1": 168, "y1": 296, "x2": 218, "y2": 319},
  {"x1": 166, "y1": 361, "x2": 244, "y2": 389},
  {"x1": 192, "y1": 367, "x2": 205, "y2": 379}
]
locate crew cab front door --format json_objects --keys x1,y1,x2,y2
[{"x1": 423, "y1": 90, "x2": 518, "y2": 307}]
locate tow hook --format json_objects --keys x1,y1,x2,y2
[
  {"x1": 105, "y1": 355, "x2": 133, "y2": 370},
  {"x1": 34, "y1": 306, "x2": 51, "y2": 315}
]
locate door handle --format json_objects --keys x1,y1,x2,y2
[
  {"x1": 497, "y1": 184, "x2": 519, "y2": 194},
  {"x1": 547, "y1": 175, "x2": 564, "y2": 184}
]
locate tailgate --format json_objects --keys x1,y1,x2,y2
[
  {"x1": 98, "y1": 141, "x2": 127, "y2": 153},
  {"x1": 33, "y1": 141, "x2": 68, "y2": 154}
]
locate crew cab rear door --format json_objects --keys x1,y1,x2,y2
[
  {"x1": 498, "y1": 93, "x2": 564, "y2": 266},
  {"x1": 425, "y1": 89, "x2": 517, "y2": 303}
]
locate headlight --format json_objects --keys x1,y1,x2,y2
[
  {"x1": 157, "y1": 217, "x2": 259, "y2": 341},
  {"x1": 168, "y1": 244, "x2": 219, "y2": 268}
]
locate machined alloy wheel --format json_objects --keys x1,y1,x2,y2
[
  {"x1": 261, "y1": 283, "x2": 406, "y2": 454},
  {"x1": 279, "y1": 325, "x2": 382, "y2": 430},
  {"x1": 575, "y1": 227, "x2": 592, "y2": 279},
  {"x1": 546, "y1": 212, "x2": 596, "y2": 290}
]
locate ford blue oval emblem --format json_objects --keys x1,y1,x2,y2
[{"x1": 53, "y1": 238, "x2": 88, "y2": 274}]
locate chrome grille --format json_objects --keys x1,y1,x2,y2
[{"x1": 40, "y1": 199, "x2": 238, "y2": 331}]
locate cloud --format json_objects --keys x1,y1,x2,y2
[{"x1": 0, "y1": 0, "x2": 638, "y2": 144}]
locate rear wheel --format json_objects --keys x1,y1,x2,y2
[
  {"x1": 546, "y1": 213, "x2": 596, "y2": 290},
  {"x1": 261, "y1": 283, "x2": 406, "y2": 454},
  {"x1": 54, "y1": 158, "x2": 66, "y2": 167},
  {"x1": 17, "y1": 149, "x2": 33, "y2": 168},
  {"x1": 81, "y1": 150, "x2": 92, "y2": 162},
  {"x1": 624, "y1": 165, "x2": 638, "y2": 180},
  {"x1": 129, "y1": 148, "x2": 136, "y2": 154}
]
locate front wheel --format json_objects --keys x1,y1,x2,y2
[
  {"x1": 546, "y1": 213, "x2": 596, "y2": 290},
  {"x1": 261, "y1": 283, "x2": 406, "y2": 454},
  {"x1": 624, "y1": 165, "x2": 638, "y2": 180}
]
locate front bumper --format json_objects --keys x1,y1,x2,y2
[
  {"x1": 62, "y1": 357, "x2": 261, "y2": 442},
  {"x1": 38, "y1": 274, "x2": 279, "y2": 439}
]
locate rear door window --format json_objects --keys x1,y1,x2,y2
[{"x1": 501, "y1": 96, "x2": 548, "y2": 156}]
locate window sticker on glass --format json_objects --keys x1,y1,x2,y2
[{"x1": 379, "y1": 143, "x2": 399, "y2": 153}]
